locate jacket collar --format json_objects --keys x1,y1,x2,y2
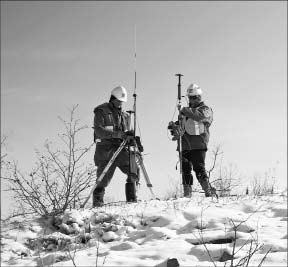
[
  {"x1": 189, "y1": 101, "x2": 205, "y2": 108},
  {"x1": 108, "y1": 101, "x2": 122, "y2": 113}
]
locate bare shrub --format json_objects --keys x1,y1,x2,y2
[
  {"x1": 207, "y1": 144, "x2": 241, "y2": 197},
  {"x1": 195, "y1": 208, "x2": 272, "y2": 267},
  {"x1": 250, "y1": 174, "x2": 276, "y2": 196},
  {"x1": 1, "y1": 135, "x2": 8, "y2": 164},
  {"x1": 3, "y1": 105, "x2": 96, "y2": 216},
  {"x1": 228, "y1": 218, "x2": 271, "y2": 267},
  {"x1": 163, "y1": 177, "x2": 182, "y2": 200}
]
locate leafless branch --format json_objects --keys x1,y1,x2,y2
[
  {"x1": 207, "y1": 144, "x2": 223, "y2": 178},
  {"x1": 4, "y1": 105, "x2": 96, "y2": 216}
]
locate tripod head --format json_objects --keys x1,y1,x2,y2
[{"x1": 125, "y1": 130, "x2": 144, "y2": 152}]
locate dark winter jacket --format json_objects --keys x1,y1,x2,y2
[
  {"x1": 179, "y1": 101, "x2": 213, "y2": 151},
  {"x1": 93, "y1": 102, "x2": 131, "y2": 165}
]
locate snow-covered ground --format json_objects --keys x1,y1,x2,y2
[{"x1": 1, "y1": 192, "x2": 287, "y2": 267}]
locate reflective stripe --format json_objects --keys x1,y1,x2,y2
[
  {"x1": 104, "y1": 126, "x2": 113, "y2": 130},
  {"x1": 129, "y1": 146, "x2": 136, "y2": 151},
  {"x1": 194, "y1": 121, "x2": 200, "y2": 135}
]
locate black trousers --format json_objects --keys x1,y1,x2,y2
[
  {"x1": 182, "y1": 150, "x2": 208, "y2": 185},
  {"x1": 95, "y1": 148, "x2": 138, "y2": 189}
]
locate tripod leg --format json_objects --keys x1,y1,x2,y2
[
  {"x1": 128, "y1": 147, "x2": 138, "y2": 177},
  {"x1": 136, "y1": 153, "x2": 156, "y2": 199},
  {"x1": 80, "y1": 140, "x2": 127, "y2": 208}
]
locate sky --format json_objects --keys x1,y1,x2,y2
[
  {"x1": 1, "y1": 194, "x2": 287, "y2": 266},
  {"x1": 1, "y1": 1, "x2": 287, "y2": 216}
]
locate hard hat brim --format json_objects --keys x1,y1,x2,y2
[
  {"x1": 116, "y1": 96, "x2": 127, "y2": 102},
  {"x1": 186, "y1": 88, "x2": 202, "y2": 96}
]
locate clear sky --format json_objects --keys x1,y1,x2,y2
[{"x1": 1, "y1": 1, "x2": 287, "y2": 216}]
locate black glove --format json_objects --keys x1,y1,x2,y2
[
  {"x1": 135, "y1": 136, "x2": 144, "y2": 152},
  {"x1": 125, "y1": 130, "x2": 135, "y2": 136},
  {"x1": 168, "y1": 121, "x2": 181, "y2": 141}
]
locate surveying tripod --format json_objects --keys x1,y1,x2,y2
[{"x1": 81, "y1": 137, "x2": 155, "y2": 208}]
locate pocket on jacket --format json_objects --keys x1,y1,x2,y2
[{"x1": 103, "y1": 113, "x2": 114, "y2": 126}]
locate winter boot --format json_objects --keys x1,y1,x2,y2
[
  {"x1": 199, "y1": 179, "x2": 216, "y2": 197},
  {"x1": 183, "y1": 184, "x2": 192, "y2": 197},
  {"x1": 125, "y1": 182, "x2": 137, "y2": 203},
  {"x1": 92, "y1": 187, "x2": 105, "y2": 207}
]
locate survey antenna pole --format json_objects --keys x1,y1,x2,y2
[
  {"x1": 132, "y1": 25, "x2": 155, "y2": 199},
  {"x1": 175, "y1": 73, "x2": 184, "y2": 182},
  {"x1": 133, "y1": 24, "x2": 137, "y2": 136}
]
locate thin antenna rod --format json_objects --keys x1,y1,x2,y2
[
  {"x1": 134, "y1": 24, "x2": 137, "y2": 94},
  {"x1": 133, "y1": 24, "x2": 137, "y2": 136}
]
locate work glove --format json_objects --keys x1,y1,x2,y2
[
  {"x1": 168, "y1": 121, "x2": 182, "y2": 141},
  {"x1": 135, "y1": 136, "x2": 144, "y2": 152},
  {"x1": 112, "y1": 131, "x2": 126, "y2": 140},
  {"x1": 124, "y1": 130, "x2": 136, "y2": 142},
  {"x1": 125, "y1": 130, "x2": 134, "y2": 137},
  {"x1": 171, "y1": 129, "x2": 181, "y2": 141},
  {"x1": 180, "y1": 107, "x2": 192, "y2": 117}
]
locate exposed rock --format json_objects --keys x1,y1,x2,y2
[
  {"x1": 46, "y1": 243, "x2": 57, "y2": 251},
  {"x1": 102, "y1": 231, "x2": 118, "y2": 242},
  {"x1": 53, "y1": 214, "x2": 64, "y2": 227},
  {"x1": 219, "y1": 251, "x2": 233, "y2": 262},
  {"x1": 30, "y1": 225, "x2": 42, "y2": 233},
  {"x1": 167, "y1": 258, "x2": 180, "y2": 267},
  {"x1": 36, "y1": 253, "x2": 56, "y2": 266},
  {"x1": 35, "y1": 252, "x2": 68, "y2": 266},
  {"x1": 29, "y1": 232, "x2": 72, "y2": 251},
  {"x1": 102, "y1": 222, "x2": 118, "y2": 232},
  {"x1": 79, "y1": 233, "x2": 92, "y2": 244},
  {"x1": 62, "y1": 210, "x2": 83, "y2": 225},
  {"x1": 71, "y1": 223, "x2": 81, "y2": 234},
  {"x1": 58, "y1": 223, "x2": 71, "y2": 234},
  {"x1": 91, "y1": 212, "x2": 114, "y2": 224}
]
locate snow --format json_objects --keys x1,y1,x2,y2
[{"x1": 1, "y1": 193, "x2": 287, "y2": 267}]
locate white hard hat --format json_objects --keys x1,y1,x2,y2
[
  {"x1": 111, "y1": 86, "x2": 128, "y2": 102},
  {"x1": 186, "y1": 83, "x2": 202, "y2": 96}
]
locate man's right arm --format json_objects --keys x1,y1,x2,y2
[
  {"x1": 94, "y1": 109, "x2": 114, "y2": 139},
  {"x1": 94, "y1": 109, "x2": 126, "y2": 140}
]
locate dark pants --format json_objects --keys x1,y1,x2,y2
[
  {"x1": 95, "y1": 148, "x2": 138, "y2": 189},
  {"x1": 182, "y1": 149, "x2": 208, "y2": 185}
]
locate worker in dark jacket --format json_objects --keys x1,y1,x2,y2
[
  {"x1": 92, "y1": 86, "x2": 139, "y2": 207},
  {"x1": 169, "y1": 83, "x2": 216, "y2": 197}
]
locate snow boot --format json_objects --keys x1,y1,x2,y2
[
  {"x1": 183, "y1": 184, "x2": 192, "y2": 197},
  {"x1": 199, "y1": 179, "x2": 217, "y2": 197},
  {"x1": 125, "y1": 182, "x2": 137, "y2": 203},
  {"x1": 92, "y1": 187, "x2": 105, "y2": 207}
]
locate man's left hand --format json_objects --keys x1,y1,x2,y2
[{"x1": 181, "y1": 107, "x2": 192, "y2": 117}]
